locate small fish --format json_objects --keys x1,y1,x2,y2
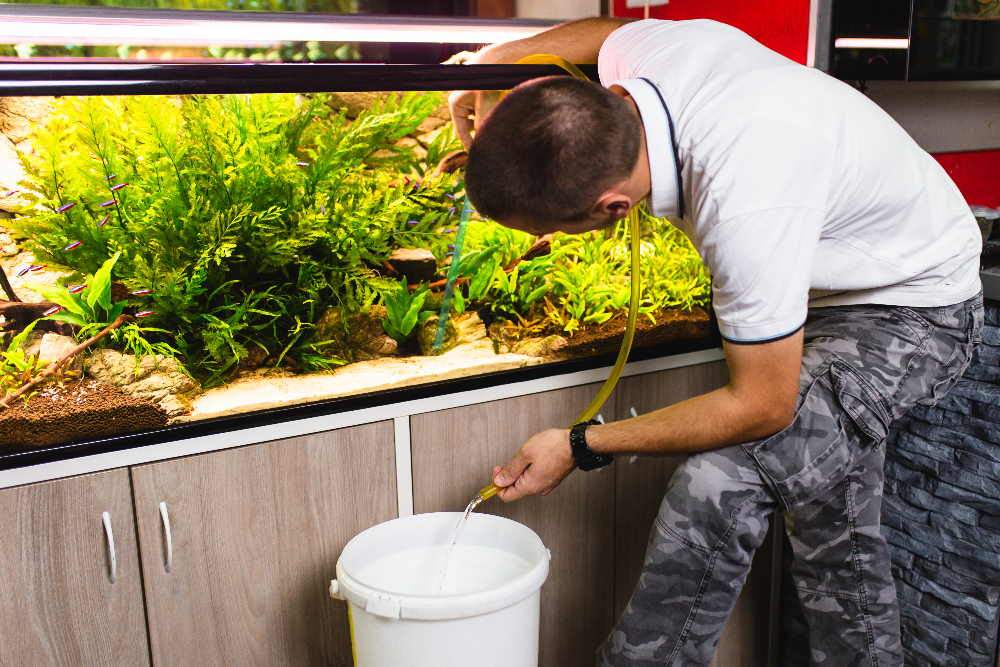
[
  {"x1": 130, "y1": 288, "x2": 153, "y2": 296},
  {"x1": 448, "y1": 206, "x2": 456, "y2": 215},
  {"x1": 42, "y1": 305, "x2": 62, "y2": 317},
  {"x1": 15, "y1": 265, "x2": 31, "y2": 277},
  {"x1": 295, "y1": 161, "x2": 310, "y2": 167},
  {"x1": 28, "y1": 264, "x2": 45, "y2": 272},
  {"x1": 99, "y1": 199, "x2": 116, "y2": 208},
  {"x1": 97, "y1": 214, "x2": 111, "y2": 227},
  {"x1": 135, "y1": 310, "x2": 155, "y2": 318},
  {"x1": 110, "y1": 182, "x2": 128, "y2": 192},
  {"x1": 64, "y1": 240, "x2": 83, "y2": 251},
  {"x1": 442, "y1": 228, "x2": 456, "y2": 234},
  {"x1": 106, "y1": 173, "x2": 117, "y2": 180},
  {"x1": 447, "y1": 244, "x2": 455, "y2": 251},
  {"x1": 406, "y1": 220, "x2": 420, "y2": 227},
  {"x1": 56, "y1": 202, "x2": 76, "y2": 213},
  {"x1": 445, "y1": 193, "x2": 457, "y2": 200},
  {"x1": 4, "y1": 189, "x2": 17, "y2": 197},
  {"x1": 68, "y1": 284, "x2": 85, "y2": 294}
]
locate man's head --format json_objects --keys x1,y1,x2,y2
[{"x1": 465, "y1": 77, "x2": 645, "y2": 234}]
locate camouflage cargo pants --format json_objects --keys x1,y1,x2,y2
[{"x1": 598, "y1": 294, "x2": 984, "y2": 667}]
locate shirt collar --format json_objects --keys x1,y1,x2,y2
[{"x1": 610, "y1": 78, "x2": 683, "y2": 220}]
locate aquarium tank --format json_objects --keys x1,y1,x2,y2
[{"x1": 0, "y1": 65, "x2": 714, "y2": 450}]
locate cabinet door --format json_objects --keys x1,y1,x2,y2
[
  {"x1": 614, "y1": 362, "x2": 778, "y2": 667},
  {"x1": 411, "y1": 385, "x2": 616, "y2": 667},
  {"x1": 131, "y1": 421, "x2": 396, "y2": 667},
  {"x1": 0, "y1": 469, "x2": 149, "y2": 666}
]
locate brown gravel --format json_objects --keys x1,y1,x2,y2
[{"x1": 0, "y1": 379, "x2": 168, "y2": 448}]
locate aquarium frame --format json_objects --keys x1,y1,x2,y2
[
  {"x1": 0, "y1": 342, "x2": 722, "y2": 487},
  {"x1": 0, "y1": 61, "x2": 598, "y2": 96},
  {"x1": 0, "y1": 5, "x2": 556, "y2": 48}
]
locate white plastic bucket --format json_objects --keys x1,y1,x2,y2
[{"x1": 330, "y1": 512, "x2": 550, "y2": 667}]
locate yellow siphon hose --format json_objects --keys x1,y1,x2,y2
[{"x1": 476, "y1": 54, "x2": 643, "y2": 504}]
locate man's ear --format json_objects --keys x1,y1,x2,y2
[{"x1": 595, "y1": 191, "x2": 633, "y2": 221}]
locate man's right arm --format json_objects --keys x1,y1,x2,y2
[
  {"x1": 449, "y1": 16, "x2": 631, "y2": 147},
  {"x1": 475, "y1": 16, "x2": 629, "y2": 66}
]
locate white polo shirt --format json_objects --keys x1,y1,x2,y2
[{"x1": 599, "y1": 19, "x2": 982, "y2": 343}]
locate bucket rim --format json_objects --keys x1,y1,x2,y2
[{"x1": 334, "y1": 512, "x2": 550, "y2": 621}]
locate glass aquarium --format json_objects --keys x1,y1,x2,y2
[{"x1": 0, "y1": 64, "x2": 714, "y2": 451}]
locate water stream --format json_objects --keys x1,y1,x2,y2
[{"x1": 437, "y1": 494, "x2": 487, "y2": 592}]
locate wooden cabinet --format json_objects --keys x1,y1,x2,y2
[
  {"x1": 0, "y1": 359, "x2": 781, "y2": 666},
  {"x1": 130, "y1": 421, "x2": 397, "y2": 667},
  {"x1": 0, "y1": 469, "x2": 149, "y2": 666},
  {"x1": 614, "y1": 362, "x2": 777, "y2": 667},
  {"x1": 410, "y1": 384, "x2": 617, "y2": 667}
]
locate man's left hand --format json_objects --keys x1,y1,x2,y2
[{"x1": 492, "y1": 428, "x2": 575, "y2": 502}]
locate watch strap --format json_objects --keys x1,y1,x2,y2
[{"x1": 570, "y1": 420, "x2": 614, "y2": 471}]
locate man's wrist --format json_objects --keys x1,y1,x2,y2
[
  {"x1": 570, "y1": 421, "x2": 614, "y2": 471},
  {"x1": 585, "y1": 423, "x2": 612, "y2": 454}
]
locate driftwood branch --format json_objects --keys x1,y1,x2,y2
[
  {"x1": 0, "y1": 300, "x2": 73, "y2": 335},
  {"x1": 0, "y1": 314, "x2": 130, "y2": 410},
  {"x1": 0, "y1": 266, "x2": 18, "y2": 302}
]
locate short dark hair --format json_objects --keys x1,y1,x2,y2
[{"x1": 465, "y1": 77, "x2": 641, "y2": 225}]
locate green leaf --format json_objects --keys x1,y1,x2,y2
[
  {"x1": 27, "y1": 283, "x2": 86, "y2": 318},
  {"x1": 524, "y1": 285, "x2": 549, "y2": 305},
  {"x1": 46, "y1": 309, "x2": 89, "y2": 327},
  {"x1": 469, "y1": 259, "x2": 498, "y2": 301},
  {"x1": 399, "y1": 288, "x2": 428, "y2": 337},
  {"x1": 87, "y1": 251, "x2": 121, "y2": 312}
]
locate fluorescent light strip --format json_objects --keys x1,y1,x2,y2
[
  {"x1": 834, "y1": 37, "x2": 910, "y2": 50},
  {"x1": 0, "y1": 13, "x2": 550, "y2": 47}
]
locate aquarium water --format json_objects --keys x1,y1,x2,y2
[{"x1": 358, "y1": 544, "x2": 532, "y2": 597}]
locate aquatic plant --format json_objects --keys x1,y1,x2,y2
[
  {"x1": 0, "y1": 321, "x2": 42, "y2": 399},
  {"x1": 458, "y1": 209, "x2": 711, "y2": 336},
  {"x1": 27, "y1": 252, "x2": 179, "y2": 363},
  {"x1": 381, "y1": 279, "x2": 430, "y2": 344},
  {"x1": 17, "y1": 92, "x2": 463, "y2": 383}
]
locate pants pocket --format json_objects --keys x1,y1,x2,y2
[{"x1": 743, "y1": 359, "x2": 890, "y2": 509}]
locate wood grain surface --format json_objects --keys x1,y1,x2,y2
[
  {"x1": 131, "y1": 421, "x2": 396, "y2": 667},
  {"x1": 0, "y1": 469, "x2": 149, "y2": 666}
]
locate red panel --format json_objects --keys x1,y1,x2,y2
[
  {"x1": 933, "y1": 150, "x2": 1000, "y2": 209},
  {"x1": 612, "y1": 0, "x2": 811, "y2": 64}
]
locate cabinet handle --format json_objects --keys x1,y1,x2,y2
[
  {"x1": 102, "y1": 511, "x2": 117, "y2": 583},
  {"x1": 628, "y1": 408, "x2": 640, "y2": 463},
  {"x1": 159, "y1": 501, "x2": 173, "y2": 573}
]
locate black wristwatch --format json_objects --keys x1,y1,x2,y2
[{"x1": 570, "y1": 420, "x2": 614, "y2": 471}]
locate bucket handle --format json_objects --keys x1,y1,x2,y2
[{"x1": 330, "y1": 579, "x2": 402, "y2": 620}]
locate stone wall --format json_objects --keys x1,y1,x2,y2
[{"x1": 883, "y1": 300, "x2": 1000, "y2": 666}]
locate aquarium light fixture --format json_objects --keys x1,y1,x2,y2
[
  {"x1": 0, "y1": 6, "x2": 555, "y2": 48},
  {"x1": 834, "y1": 37, "x2": 910, "y2": 50}
]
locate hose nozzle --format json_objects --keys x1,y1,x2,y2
[{"x1": 477, "y1": 483, "x2": 499, "y2": 502}]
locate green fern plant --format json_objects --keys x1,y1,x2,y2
[
  {"x1": 16, "y1": 92, "x2": 463, "y2": 384},
  {"x1": 381, "y1": 279, "x2": 430, "y2": 343}
]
